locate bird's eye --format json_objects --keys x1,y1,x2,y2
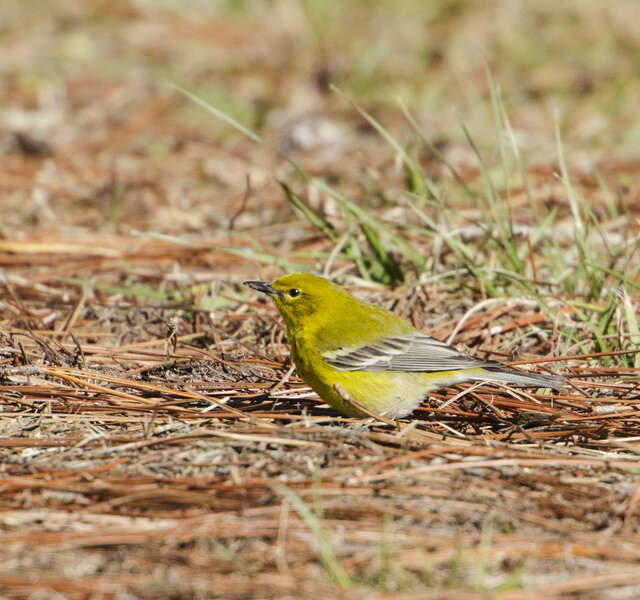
[{"x1": 288, "y1": 288, "x2": 301, "y2": 298}]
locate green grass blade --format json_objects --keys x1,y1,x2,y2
[
  {"x1": 279, "y1": 181, "x2": 337, "y2": 241},
  {"x1": 360, "y1": 222, "x2": 404, "y2": 284},
  {"x1": 620, "y1": 287, "x2": 640, "y2": 368},
  {"x1": 331, "y1": 84, "x2": 438, "y2": 201},
  {"x1": 271, "y1": 482, "x2": 352, "y2": 589},
  {"x1": 398, "y1": 99, "x2": 473, "y2": 201},
  {"x1": 172, "y1": 83, "x2": 264, "y2": 145}
]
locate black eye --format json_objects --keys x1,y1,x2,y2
[{"x1": 288, "y1": 288, "x2": 301, "y2": 298}]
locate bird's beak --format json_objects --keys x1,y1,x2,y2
[{"x1": 243, "y1": 280, "x2": 281, "y2": 297}]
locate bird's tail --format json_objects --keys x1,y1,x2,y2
[{"x1": 472, "y1": 367, "x2": 567, "y2": 390}]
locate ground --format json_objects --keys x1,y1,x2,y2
[{"x1": 1, "y1": 1, "x2": 640, "y2": 598}]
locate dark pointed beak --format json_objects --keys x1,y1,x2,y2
[{"x1": 243, "y1": 280, "x2": 281, "y2": 297}]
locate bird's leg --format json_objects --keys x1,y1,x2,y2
[{"x1": 333, "y1": 383, "x2": 397, "y2": 427}]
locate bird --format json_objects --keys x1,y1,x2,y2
[{"x1": 244, "y1": 273, "x2": 566, "y2": 419}]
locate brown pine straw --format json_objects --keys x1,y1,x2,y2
[{"x1": 1, "y1": 143, "x2": 639, "y2": 596}]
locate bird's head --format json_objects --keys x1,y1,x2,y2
[{"x1": 244, "y1": 273, "x2": 343, "y2": 330}]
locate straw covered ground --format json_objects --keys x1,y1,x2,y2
[{"x1": 1, "y1": 1, "x2": 640, "y2": 598}]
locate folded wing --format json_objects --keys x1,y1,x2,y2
[
  {"x1": 323, "y1": 333, "x2": 565, "y2": 388},
  {"x1": 323, "y1": 333, "x2": 497, "y2": 372}
]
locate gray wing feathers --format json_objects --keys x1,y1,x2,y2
[
  {"x1": 471, "y1": 368, "x2": 566, "y2": 388},
  {"x1": 324, "y1": 333, "x2": 565, "y2": 388},
  {"x1": 324, "y1": 334, "x2": 497, "y2": 372}
]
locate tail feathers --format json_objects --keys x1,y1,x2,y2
[{"x1": 472, "y1": 368, "x2": 567, "y2": 390}]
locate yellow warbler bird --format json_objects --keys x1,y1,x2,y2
[{"x1": 244, "y1": 273, "x2": 565, "y2": 419}]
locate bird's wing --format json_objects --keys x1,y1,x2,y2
[{"x1": 323, "y1": 333, "x2": 499, "y2": 372}]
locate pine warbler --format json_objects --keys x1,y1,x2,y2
[{"x1": 244, "y1": 273, "x2": 566, "y2": 418}]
